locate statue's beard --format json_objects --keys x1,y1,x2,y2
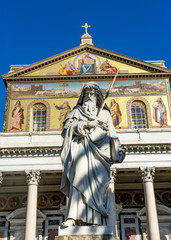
[{"x1": 82, "y1": 99, "x2": 97, "y2": 114}]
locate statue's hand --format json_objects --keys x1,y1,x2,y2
[
  {"x1": 97, "y1": 121, "x2": 109, "y2": 131},
  {"x1": 84, "y1": 120, "x2": 98, "y2": 130}
]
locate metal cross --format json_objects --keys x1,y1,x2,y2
[{"x1": 82, "y1": 23, "x2": 91, "y2": 34}]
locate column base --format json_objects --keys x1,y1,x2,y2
[{"x1": 55, "y1": 226, "x2": 118, "y2": 240}]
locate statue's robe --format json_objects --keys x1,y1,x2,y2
[{"x1": 60, "y1": 105, "x2": 123, "y2": 225}]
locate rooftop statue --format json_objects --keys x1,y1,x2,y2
[{"x1": 60, "y1": 81, "x2": 125, "y2": 228}]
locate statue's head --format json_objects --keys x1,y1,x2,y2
[
  {"x1": 157, "y1": 97, "x2": 162, "y2": 103},
  {"x1": 77, "y1": 82, "x2": 109, "y2": 111},
  {"x1": 83, "y1": 86, "x2": 97, "y2": 105}
]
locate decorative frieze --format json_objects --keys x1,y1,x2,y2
[
  {"x1": 0, "y1": 144, "x2": 170, "y2": 158},
  {"x1": 0, "y1": 147, "x2": 61, "y2": 158},
  {"x1": 139, "y1": 167, "x2": 155, "y2": 182},
  {"x1": 122, "y1": 144, "x2": 171, "y2": 154},
  {"x1": 25, "y1": 170, "x2": 41, "y2": 185},
  {"x1": 0, "y1": 192, "x2": 66, "y2": 210}
]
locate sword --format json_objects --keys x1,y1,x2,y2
[{"x1": 97, "y1": 68, "x2": 119, "y2": 116}]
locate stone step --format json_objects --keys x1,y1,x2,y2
[{"x1": 55, "y1": 235, "x2": 116, "y2": 240}]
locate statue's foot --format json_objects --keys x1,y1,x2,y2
[{"x1": 61, "y1": 219, "x2": 75, "y2": 228}]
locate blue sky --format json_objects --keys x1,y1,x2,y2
[{"x1": 1, "y1": 0, "x2": 171, "y2": 132}]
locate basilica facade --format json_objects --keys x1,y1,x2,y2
[{"x1": 1, "y1": 26, "x2": 171, "y2": 239}]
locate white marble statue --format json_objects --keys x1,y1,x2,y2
[{"x1": 60, "y1": 82, "x2": 125, "y2": 228}]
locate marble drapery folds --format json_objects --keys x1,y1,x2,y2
[{"x1": 60, "y1": 82, "x2": 125, "y2": 226}]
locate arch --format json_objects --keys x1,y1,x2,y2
[
  {"x1": 6, "y1": 207, "x2": 46, "y2": 222},
  {"x1": 137, "y1": 204, "x2": 171, "y2": 221},
  {"x1": 126, "y1": 96, "x2": 152, "y2": 129},
  {"x1": 6, "y1": 208, "x2": 46, "y2": 239},
  {"x1": 137, "y1": 204, "x2": 171, "y2": 240},
  {"x1": 32, "y1": 103, "x2": 46, "y2": 132},
  {"x1": 131, "y1": 101, "x2": 148, "y2": 129},
  {"x1": 26, "y1": 99, "x2": 50, "y2": 132}
]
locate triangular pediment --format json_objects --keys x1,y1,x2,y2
[{"x1": 2, "y1": 44, "x2": 170, "y2": 79}]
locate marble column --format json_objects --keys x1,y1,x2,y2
[
  {"x1": 9, "y1": 230, "x2": 15, "y2": 240},
  {"x1": 141, "y1": 227, "x2": 147, "y2": 240},
  {"x1": 25, "y1": 170, "x2": 41, "y2": 240},
  {"x1": 108, "y1": 168, "x2": 119, "y2": 240},
  {"x1": 38, "y1": 229, "x2": 43, "y2": 240},
  {"x1": 139, "y1": 167, "x2": 160, "y2": 240}
]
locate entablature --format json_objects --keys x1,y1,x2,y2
[{"x1": 3, "y1": 72, "x2": 171, "y2": 86}]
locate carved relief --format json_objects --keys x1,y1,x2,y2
[
  {"x1": 162, "y1": 192, "x2": 171, "y2": 205},
  {"x1": 9, "y1": 197, "x2": 20, "y2": 208},
  {"x1": 38, "y1": 195, "x2": 48, "y2": 207},
  {"x1": 134, "y1": 193, "x2": 145, "y2": 205},
  {"x1": 115, "y1": 190, "x2": 168, "y2": 207},
  {"x1": 0, "y1": 197, "x2": 6, "y2": 209},
  {"x1": 120, "y1": 193, "x2": 132, "y2": 205},
  {"x1": 50, "y1": 195, "x2": 61, "y2": 207},
  {"x1": 0, "y1": 192, "x2": 65, "y2": 210}
]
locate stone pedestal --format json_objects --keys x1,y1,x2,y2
[
  {"x1": 55, "y1": 226, "x2": 116, "y2": 240},
  {"x1": 55, "y1": 235, "x2": 115, "y2": 240}
]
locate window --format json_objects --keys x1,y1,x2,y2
[
  {"x1": 32, "y1": 104, "x2": 46, "y2": 131},
  {"x1": 120, "y1": 214, "x2": 141, "y2": 240},
  {"x1": 44, "y1": 213, "x2": 64, "y2": 240},
  {"x1": 131, "y1": 101, "x2": 148, "y2": 129}
]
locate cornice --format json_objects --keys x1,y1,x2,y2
[
  {"x1": 2, "y1": 44, "x2": 171, "y2": 82},
  {"x1": 122, "y1": 144, "x2": 171, "y2": 154},
  {"x1": 3, "y1": 72, "x2": 171, "y2": 86},
  {"x1": 0, "y1": 147, "x2": 61, "y2": 158},
  {"x1": 0, "y1": 144, "x2": 170, "y2": 158}
]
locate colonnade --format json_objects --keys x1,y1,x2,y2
[
  {"x1": 109, "y1": 167, "x2": 160, "y2": 240},
  {"x1": 0, "y1": 168, "x2": 160, "y2": 240}
]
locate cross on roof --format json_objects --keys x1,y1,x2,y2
[{"x1": 82, "y1": 23, "x2": 91, "y2": 34}]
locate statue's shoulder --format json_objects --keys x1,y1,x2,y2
[
  {"x1": 98, "y1": 108, "x2": 112, "y2": 124},
  {"x1": 73, "y1": 105, "x2": 81, "y2": 110},
  {"x1": 100, "y1": 108, "x2": 111, "y2": 117},
  {"x1": 66, "y1": 105, "x2": 82, "y2": 119}
]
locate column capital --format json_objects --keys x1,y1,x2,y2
[
  {"x1": 110, "y1": 168, "x2": 117, "y2": 183},
  {"x1": 25, "y1": 170, "x2": 41, "y2": 185},
  {"x1": 139, "y1": 167, "x2": 155, "y2": 182},
  {"x1": 0, "y1": 171, "x2": 4, "y2": 184}
]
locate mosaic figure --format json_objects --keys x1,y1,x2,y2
[
  {"x1": 79, "y1": 53, "x2": 96, "y2": 74},
  {"x1": 54, "y1": 101, "x2": 71, "y2": 130},
  {"x1": 58, "y1": 61, "x2": 76, "y2": 75},
  {"x1": 10, "y1": 100, "x2": 24, "y2": 131},
  {"x1": 152, "y1": 97, "x2": 167, "y2": 127},
  {"x1": 100, "y1": 59, "x2": 117, "y2": 74},
  {"x1": 110, "y1": 99, "x2": 122, "y2": 129}
]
